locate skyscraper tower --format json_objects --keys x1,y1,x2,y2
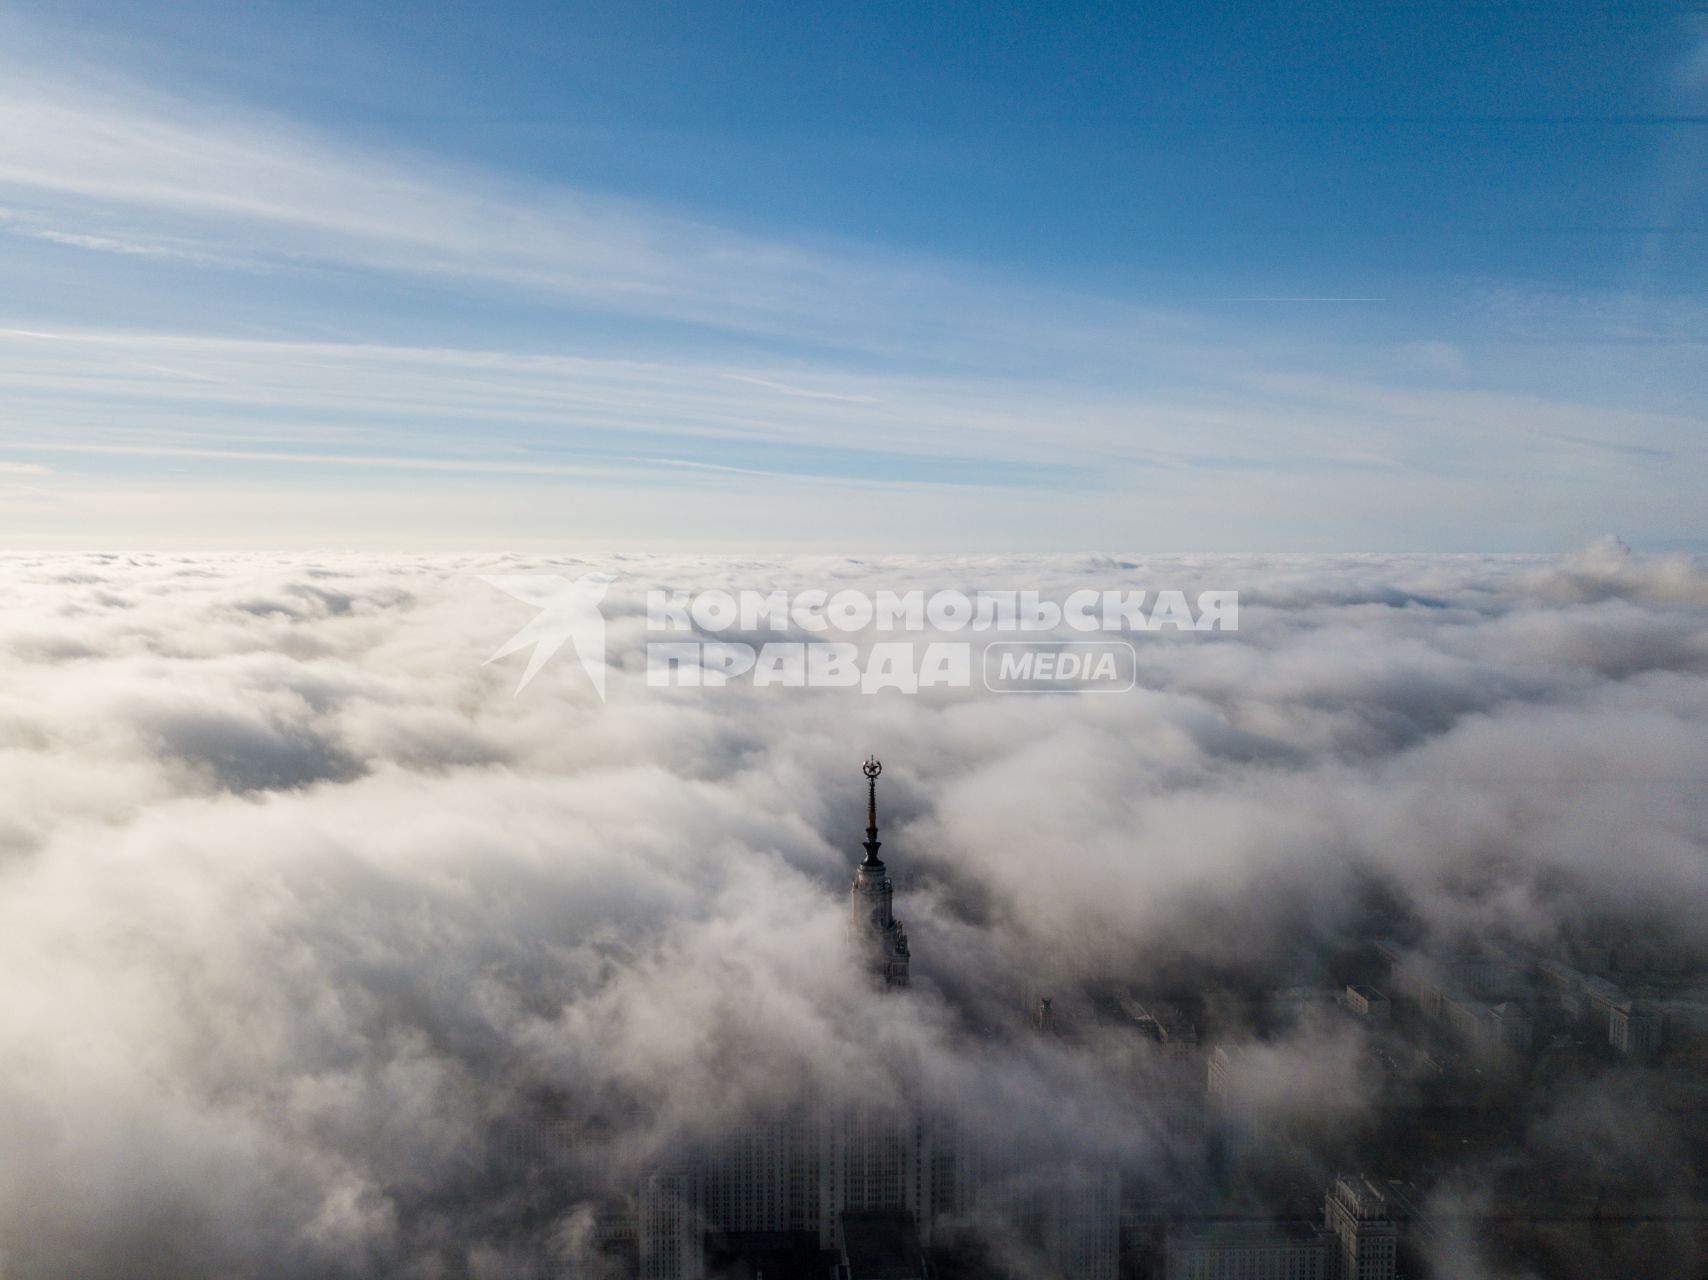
[
  {"x1": 1325, "y1": 1174, "x2": 1398, "y2": 1280},
  {"x1": 848, "y1": 755, "x2": 910, "y2": 989}
]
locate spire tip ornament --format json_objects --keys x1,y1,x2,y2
[{"x1": 861, "y1": 755, "x2": 882, "y2": 865}]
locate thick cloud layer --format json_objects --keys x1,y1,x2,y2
[{"x1": 0, "y1": 541, "x2": 1704, "y2": 1276}]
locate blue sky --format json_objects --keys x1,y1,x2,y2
[{"x1": 0, "y1": 0, "x2": 1704, "y2": 549}]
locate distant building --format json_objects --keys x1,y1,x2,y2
[
  {"x1": 700, "y1": 1116, "x2": 818, "y2": 1238},
  {"x1": 1034, "y1": 994, "x2": 1059, "y2": 1035},
  {"x1": 1342, "y1": 984, "x2": 1390, "y2": 1022},
  {"x1": 1582, "y1": 975, "x2": 1628, "y2": 1019},
  {"x1": 642, "y1": 1103, "x2": 949, "y2": 1267},
  {"x1": 1206, "y1": 1045, "x2": 1237, "y2": 1101},
  {"x1": 1439, "y1": 991, "x2": 1489, "y2": 1043},
  {"x1": 1120, "y1": 997, "x2": 1200, "y2": 1057},
  {"x1": 1375, "y1": 940, "x2": 1522, "y2": 1014},
  {"x1": 1537, "y1": 957, "x2": 1654, "y2": 1048},
  {"x1": 1485, "y1": 1001, "x2": 1532, "y2": 1050},
  {"x1": 1274, "y1": 986, "x2": 1340, "y2": 1022},
  {"x1": 1324, "y1": 1175, "x2": 1397, "y2": 1280},
  {"x1": 947, "y1": 1153, "x2": 1121, "y2": 1280},
  {"x1": 640, "y1": 1165, "x2": 706, "y2": 1280},
  {"x1": 1378, "y1": 941, "x2": 1531, "y2": 1051},
  {"x1": 821, "y1": 1107, "x2": 938, "y2": 1251},
  {"x1": 1451, "y1": 952, "x2": 1509, "y2": 998},
  {"x1": 1036, "y1": 1164, "x2": 1122, "y2": 1280},
  {"x1": 1538, "y1": 957, "x2": 1584, "y2": 994},
  {"x1": 1163, "y1": 1221, "x2": 1328, "y2": 1280},
  {"x1": 1609, "y1": 1002, "x2": 1662, "y2": 1054}
]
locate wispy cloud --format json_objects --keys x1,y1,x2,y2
[
  {"x1": 2, "y1": 324, "x2": 1703, "y2": 551},
  {"x1": 0, "y1": 327, "x2": 1131, "y2": 472},
  {"x1": 0, "y1": 206, "x2": 241, "y2": 266},
  {"x1": 0, "y1": 58, "x2": 1159, "y2": 366},
  {"x1": 0, "y1": 35, "x2": 1704, "y2": 549},
  {"x1": 717, "y1": 373, "x2": 880, "y2": 404}
]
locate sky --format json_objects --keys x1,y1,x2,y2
[{"x1": 0, "y1": 1, "x2": 1705, "y2": 549}]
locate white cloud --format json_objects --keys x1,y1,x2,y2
[
  {"x1": 0, "y1": 59, "x2": 1161, "y2": 364},
  {"x1": 0, "y1": 548, "x2": 1705, "y2": 1272}
]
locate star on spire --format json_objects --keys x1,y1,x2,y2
[{"x1": 862, "y1": 754, "x2": 883, "y2": 865}]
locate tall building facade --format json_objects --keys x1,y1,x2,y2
[
  {"x1": 639, "y1": 1165, "x2": 705, "y2": 1280},
  {"x1": 699, "y1": 1116, "x2": 820, "y2": 1237},
  {"x1": 640, "y1": 759, "x2": 924, "y2": 1277},
  {"x1": 1609, "y1": 1001, "x2": 1662, "y2": 1053},
  {"x1": 848, "y1": 755, "x2": 910, "y2": 988},
  {"x1": 819, "y1": 1106, "x2": 937, "y2": 1250},
  {"x1": 637, "y1": 759, "x2": 1121, "y2": 1279},
  {"x1": 1324, "y1": 1175, "x2": 1397, "y2": 1280},
  {"x1": 1017, "y1": 1162, "x2": 1123, "y2": 1280}
]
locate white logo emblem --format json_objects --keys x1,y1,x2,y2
[{"x1": 481, "y1": 571, "x2": 617, "y2": 698}]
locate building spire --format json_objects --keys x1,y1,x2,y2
[
  {"x1": 849, "y1": 754, "x2": 908, "y2": 988},
  {"x1": 862, "y1": 754, "x2": 883, "y2": 865}
]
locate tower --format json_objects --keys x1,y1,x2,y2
[
  {"x1": 1325, "y1": 1174, "x2": 1397, "y2": 1280},
  {"x1": 848, "y1": 755, "x2": 910, "y2": 989}
]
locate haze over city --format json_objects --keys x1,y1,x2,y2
[{"x1": 1, "y1": 4, "x2": 1707, "y2": 1280}]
